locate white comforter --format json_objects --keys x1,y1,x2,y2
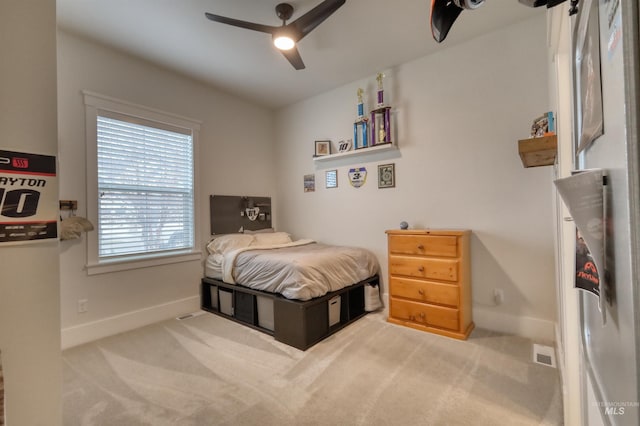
[{"x1": 220, "y1": 240, "x2": 379, "y2": 300}]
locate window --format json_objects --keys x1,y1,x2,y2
[
  {"x1": 97, "y1": 115, "x2": 194, "y2": 257},
  {"x1": 84, "y1": 92, "x2": 201, "y2": 274}
]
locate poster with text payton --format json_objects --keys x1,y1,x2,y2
[{"x1": 0, "y1": 149, "x2": 57, "y2": 244}]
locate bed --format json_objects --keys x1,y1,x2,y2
[
  {"x1": 205, "y1": 232, "x2": 380, "y2": 300},
  {"x1": 201, "y1": 226, "x2": 382, "y2": 350}
]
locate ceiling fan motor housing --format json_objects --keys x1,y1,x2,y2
[{"x1": 276, "y1": 3, "x2": 294, "y2": 22}]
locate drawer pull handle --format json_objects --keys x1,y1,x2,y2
[
  {"x1": 417, "y1": 244, "x2": 424, "y2": 250},
  {"x1": 418, "y1": 289, "x2": 424, "y2": 295},
  {"x1": 418, "y1": 266, "x2": 425, "y2": 272},
  {"x1": 420, "y1": 312, "x2": 425, "y2": 319}
]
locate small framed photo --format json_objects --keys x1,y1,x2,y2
[
  {"x1": 314, "y1": 140, "x2": 331, "y2": 157},
  {"x1": 326, "y1": 170, "x2": 338, "y2": 189},
  {"x1": 304, "y1": 174, "x2": 315, "y2": 192},
  {"x1": 378, "y1": 163, "x2": 395, "y2": 188}
]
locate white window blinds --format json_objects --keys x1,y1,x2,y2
[{"x1": 96, "y1": 115, "x2": 194, "y2": 259}]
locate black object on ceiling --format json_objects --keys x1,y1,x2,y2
[
  {"x1": 205, "y1": 1, "x2": 346, "y2": 70},
  {"x1": 430, "y1": 0, "x2": 580, "y2": 44}
]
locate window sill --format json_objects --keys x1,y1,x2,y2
[{"x1": 86, "y1": 250, "x2": 202, "y2": 275}]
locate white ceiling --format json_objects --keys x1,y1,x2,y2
[{"x1": 56, "y1": 0, "x2": 543, "y2": 109}]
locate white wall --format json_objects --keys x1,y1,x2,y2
[
  {"x1": 0, "y1": 1, "x2": 61, "y2": 424},
  {"x1": 57, "y1": 31, "x2": 276, "y2": 347},
  {"x1": 275, "y1": 15, "x2": 557, "y2": 340}
]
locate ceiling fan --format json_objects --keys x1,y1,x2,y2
[{"x1": 205, "y1": 0, "x2": 346, "y2": 70}]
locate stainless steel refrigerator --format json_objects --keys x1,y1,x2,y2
[{"x1": 572, "y1": 1, "x2": 639, "y2": 425}]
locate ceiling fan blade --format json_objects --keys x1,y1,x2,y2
[
  {"x1": 205, "y1": 12, "x2": 276, "y2": 35},
  {"x1": 430, "y1": 0, "x2": 463, "y2": 43},
  {"x1": 280, "y1": 46, "x2": 306, "y2": 70},
  {"x1": 291, "y1": 0, "x2": 346, "y2": 40}
]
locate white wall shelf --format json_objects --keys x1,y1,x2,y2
[{"x1": 313, "y1": 142, "x2": 396, "y2": 163}]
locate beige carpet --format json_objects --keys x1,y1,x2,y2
[{"x1": 63, "y1": 311, "x2": 563, "y2": 425}]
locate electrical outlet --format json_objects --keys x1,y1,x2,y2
[
  {"x1": 78, "y1": 299, "x2": 88, "y2": 313},
  {"x1": 493, "y1": 289, "x2": 504, "y2": 305}
]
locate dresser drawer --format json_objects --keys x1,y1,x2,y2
[
  {"x1": 390, "y1": 298, "x2": 459, "y2": 331},
  {"x1": 390, "y1": 277, "x2": 459, "y2": 307},
  {"x1": 389, "y1": 255, "x2": 458, "y2": 282},
  {"x1": 388, "y1": 235, "x2": 458, "y2": 257}
]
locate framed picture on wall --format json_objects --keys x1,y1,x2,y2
[
  {"x1": 304, "y1": 174, "x2": 315, "y2": 192},
  {"x1": 378, "y1": 163, "x2": 395, "y2": 188},
  {"x1": 326, "y1": 170, "x2": 338, "y2": 188},
  {"x1": 314, "y1": 140, "x2": 331, "y2": 157}
]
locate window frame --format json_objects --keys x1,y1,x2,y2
[{"x1": 83, "y1": 91, "x2": 201, "y2": 275}]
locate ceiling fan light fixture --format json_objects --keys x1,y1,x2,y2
[
  {"x1": 205, "y1": 0, "x2": 346, "y2": 69},
  {"x1": 273, "y1": 35, "x2": 295, "y2": 50}
]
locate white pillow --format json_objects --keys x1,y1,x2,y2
[
  {"x1": 243, "y1": 228, "x2": 274, "y2": 234},
  {"x1": 206, "y1": 234, "x2": 255, "y2": 255},
  {"x1": 252, "y1": 232, "x2": 292, "y2": 246}
]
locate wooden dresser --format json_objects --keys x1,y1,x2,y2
[{"x1": 386, "y1": 229, "x2": 474, "y2": 340}]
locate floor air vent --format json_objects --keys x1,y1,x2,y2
[{"x1": 533, "y1": 344, "x2": 556, "y2": 368}]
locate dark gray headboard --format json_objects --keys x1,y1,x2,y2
[{"x1": 209, "y1": 195, "x2": 272, "y2": 235}]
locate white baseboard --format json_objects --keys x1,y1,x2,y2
[
  {"x1": 473, "y1": 306, "x2": 556, "y2": 342},
  {"x1": 61, "y1": 296, "x2": 200, "y2": 350}
]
